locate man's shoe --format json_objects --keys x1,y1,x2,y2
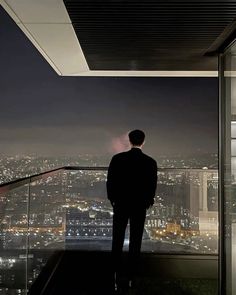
[
  {"x1": 114, "y1": 272, "x2": 118, "y2": 291},
  {"x1": 129, "y1": 277, "x2": 137, "y2": 289},
  {"x1": 128, "y1": 279, "x2": 133, "y2": 288}
]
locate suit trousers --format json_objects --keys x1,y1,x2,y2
[{"x1": 111, "y1": 204, "x2": 146, "y2": 278}]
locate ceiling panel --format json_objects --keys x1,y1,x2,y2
[{"x1": 64, "y1": 0, "x2": 236, "y2": 71}]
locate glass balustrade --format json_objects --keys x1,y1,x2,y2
[
  {"x1": 0, "y1": 183, "x2": 30, "y2": 295},
  {"x1": 64, "y1": 169, "x2": 218, "y2": 254},
  {"x1": 27, "y1": 171, "x2": 66, "y2": 290},
  {"x1": 145, "y1": 169, "x2": 218, "y2": 254},
  {"x1": 64, "y1": 169, "x2": 111, "y2": 251},
  {"x1": 0, "y1": 167, "x2": 218, "y2": 294}
]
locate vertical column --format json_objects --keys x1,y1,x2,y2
[
  {"x1": 232, "y1": 224, "x2": 236, "y2": 293},
  {"x1": 199, "y1": 169, "x2": 208, "y2": 212}
]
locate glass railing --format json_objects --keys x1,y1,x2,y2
[
  {"x1": 0, "y1": 182, "x2": 30, "y2": 295},
  {"x1": 0, "y1": 167, "x2": 218, "y2": 294}
]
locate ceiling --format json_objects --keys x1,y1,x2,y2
[{"x1": 2, "y1": 0, "x2": 236, "y2": 76}]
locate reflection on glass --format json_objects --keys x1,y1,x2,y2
[
  {"x1": 222, "y1": 42, "x2": 236, "y2": 295},
  {"x1": 65, "y1": 170, "x2": 111, "y2": 251},
  {"x1": 231, "y1": 121, "x2": 236, "y2": 138},
  {"x1": 0, "y1": 168, "x2": 219, "y2": 294},
  {"x1": 27, "y1": 171, "x2": 65, "y2": 289},
  {"x1": 231, "y1": 140, "x2": 236, "y2": 157},
  {"x1": 145, "y1": 169, "x2": 218, "y2": 254},
  {"x1": 0, "y1": 184, "x2": 29, "y2": 295},
  {"x1": 64, "y1": 169, "x2": 218, "y2": 254}
]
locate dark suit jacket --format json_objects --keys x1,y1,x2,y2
[{"x1": 107, "y1": 148, "x2": 158, "y2": 208}]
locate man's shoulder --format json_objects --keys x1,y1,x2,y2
[
  {"x1": 111, "y1": 150, "x2": 157, "y2": 167},
  {"x1": 111, "y1": 151, "x2": 129, "y2": 160},
  {"x1": 142, "y1": 153, "x2": 158, "y2": 166}
]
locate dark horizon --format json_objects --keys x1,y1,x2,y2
[{"x1": 0, "y1": 7, "x2": 218, "y2": 160}]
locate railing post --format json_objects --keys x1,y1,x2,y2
[{"x1": 25, "y1": 177, "x2": 31, "y2": 294}]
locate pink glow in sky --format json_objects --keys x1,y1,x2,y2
[{"x1": 110, "y1": 132, "x2": 130, "y2": 154}]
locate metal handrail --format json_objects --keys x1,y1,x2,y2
[
  {"x1": 0, "y1": 167, "x2": 65, "y2": 194},
  {"x1": 0, "y1": 165, "x2": 218, "y2": 195}
]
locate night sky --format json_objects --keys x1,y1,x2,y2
[{"x1": 0, "y1": 7, "x2": 218, "y2": 159}]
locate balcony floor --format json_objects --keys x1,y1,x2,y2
[{"x1": 29, "y1": 251, "x2": 218, "y2": 295}]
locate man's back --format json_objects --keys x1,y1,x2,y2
[
  {"x1": 107, "y1": 147, "x2": 157, "y2": 207},
  {"x1": 107, "y1": 130, "x2": 157, "y2": 290}
]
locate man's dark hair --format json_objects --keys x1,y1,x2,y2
[{"x1": 128, "y1": 129, "x2": 145, "y2": 146}]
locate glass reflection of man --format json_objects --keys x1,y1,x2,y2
[{"x1": 107, "y1": 129, "x2": 158, "y2": 291}]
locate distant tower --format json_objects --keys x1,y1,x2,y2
[
  {"x1": 198, "y1": 168, "x2": 218, "y2": 237},
  {"x1": 199, "y1": 168, "x2": 208, "y2": 212},
  {"x1": 189, "y1": 181, "x2": 199, "y2": 217}
]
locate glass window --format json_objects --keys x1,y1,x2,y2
[{"x1": 221, "y1": 40, "x2": 236, "y2": 295}]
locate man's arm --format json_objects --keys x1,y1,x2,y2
[
  {"x1": 106, "y1": 156, "x2": 116, "y2": 206},
  {"x1": 148, "y1": 161, "x2": 158, "y2": 208}
]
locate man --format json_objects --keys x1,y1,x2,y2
[{"x1": 107, "y1": 129, "x2": 158, "y2": 290}]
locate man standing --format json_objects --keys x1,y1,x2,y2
[{"x1": 107, "y1": 129, "x2": 158, "y2": 290}]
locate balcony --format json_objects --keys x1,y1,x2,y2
[{"x1": 0, "y1": 167, "x2": 218, "y2": 294}]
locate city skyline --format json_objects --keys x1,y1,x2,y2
[
  {"x1": 0, "y1": 7, "x2": 218, "y2": 159},
  {"x1": 0, "y1": 165, "x2": 218, "y2": 293}
]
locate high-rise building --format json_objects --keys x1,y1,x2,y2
[{"x1": 2, "y1": 1, "x2": 236, "y2": 294}]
